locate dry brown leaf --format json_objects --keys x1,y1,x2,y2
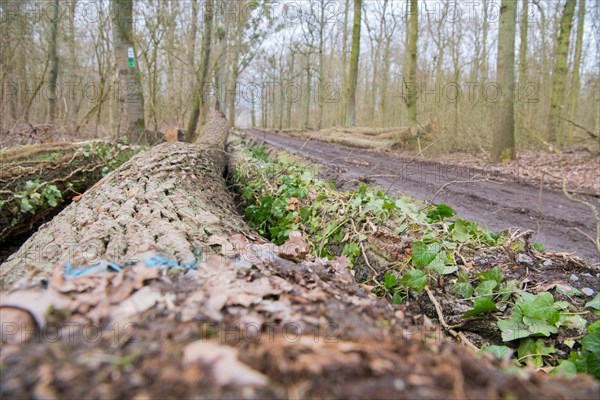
[
  {"x1": 277, "y1": 231, "x2": 311, "y2": 261},
  {"x1": 287, "y1": 197, "x2": 300, "y2": 211},
  {"x1": 0, "y1": 307, "x2": 37, "y2": 344},
  {"x1": 183, "y1": 341, "x2": 267, "y2": 387},
  {"x1": 110, "y1": 286, "x2": 163, "y2": 322}
]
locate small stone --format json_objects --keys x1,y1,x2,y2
[
  {"x1": 569, "y1": 274, "x2": 580, "y2": 282},
  {"x1": 543, "y1": 260, "x2": 553, "y2": 267},
  {"x1": 517, "y1": 253, "x2": 534, "y2": 266},
  {"x1": 581, "y1": 288, "x2": 595, "y2": 297},
  {"x1": 394, "y1": 379, "x2": 406, "y2": 392}
]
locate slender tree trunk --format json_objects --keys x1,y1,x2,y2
[
  {"x1": 547, "y1": 0, "x2": 576, "y2": 144},
  {"x1": 406, "y1": 0, "x2": 418, "y2": 126},
  {"x1": 286, "y1": 51, "x2": 295, "y2": 129},
  {"x1": 303, "y1": 57, "x2": 311, "y2": 130},
  {"x1": 47, "y1": 0, "x2": 59, "y2": 122},
  {"x1": 317, "y1": 0, "x2": 325, "y2": 131},
  {"x1": 228, "y1": 18, "x2": 242, "y2": 128},
  {"x1": 481, "y1": 0, "x2": 489, "y2": 81},
  {"x1": 112, "y1": 0, "x2": 146, "y2": 144},
  {"x1": 567, "y1": 0, "x2": 586, "y2": 145},
  {"x1": 491, "y1": 0, "x2": 517, "y2": 162},
  {"x1": 517, "y1": 0, "x2": 529, "y2": 137},
  {"x1": 186, "y1": 0, "x2": 214, "y2": 142},
  {"x1": 345, "y1": 0, "x2": 361, "y2": 127},
  {"x1": 340, "y1": 0, "x2": 349, "y2": 126}
]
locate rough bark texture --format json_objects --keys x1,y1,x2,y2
[
  {"x1": 1, "y1": 113, "x2": 599, "y2": 398},
  {"x1": 345, "y1": 0, "x2": 361, "y2": 127},
  {"x1": 406, "y1": 0, "x2": 418, "y2": 126},
  {"x1": 112, "y1": 0, "x2": 146, "y2": 143},
  {"x1": 0, "y1": 111, "x2": 237, "y2": 289},
  {"x1": 491, "y1": 0, "x2": 517, "y2": 162},
  {"x1": 547, "y1": 0, "x2": 576, "y2": 144}
]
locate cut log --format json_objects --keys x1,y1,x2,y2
[
  {"x1": 0, "y1": 111, "x2": 243, "y2": 287},
  {"x1": 0, "y1": 140, "x2": 141, "y2": 246},
  {"x1": 0, "y1": 111, "x2": 598, "y2": 398}
]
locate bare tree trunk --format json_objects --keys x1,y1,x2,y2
[
  {"x1": 112, "y1": 0, "x2": 146, "y2": 144},
  {"x1": 517, "y1": 0, "x2": 529, "y2": 137},
  {"x1": 491, "y1": 0, "x2": 517, "y2": 162},
  {"x1": 405, "y1": 0, "x2": 418, "y2": 126},
  {"x1": 47, "y1": 0, "x2": 59, "y2": 122},
  {"x1": 340, "y1": 0, "x2": 350, "y2": 126},
  {"x1": 345, "y1": 0, "x2": 362, "y2": 127},
  {"x1": 227, "y1": 15, "x2": 242, "y2": 128},
  {"x1": 548, "y1": 0, "x2": 576, "y2": 144},
  {"x1": 186, "y1": 0, "x2": 214, "y2": 142},
  {"x1": 567, "y1": 0, "x2": 586, "y2": 145}
]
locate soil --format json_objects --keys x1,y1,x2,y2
[{"x1": 245, "y1": 129, "x2": 600, "y2": 263}]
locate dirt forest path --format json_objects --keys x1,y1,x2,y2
[{"x1": 245, "y1": 129, "x2": 600, "y2": 263}]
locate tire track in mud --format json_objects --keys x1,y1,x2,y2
[{"x1": 244, "y1": 129, "x2": 600, "y2": 263}]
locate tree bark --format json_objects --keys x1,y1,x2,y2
[
  {"x1": 345, "y1": 0, "x2": 361, "y2": 128},
  {"x1": 491, "y1": 0, "x2": 517, "y2": 162},
  {"x1": 0, "y1": 111, "x2": 233, "y2": 288},
  {"x1": 567, "y1": 0, "x2": 586, "y2": 145},
  {"x1": 112, "y1": 0, "x2": 146, "y2": 144},
  {"x1": 548, "y1": 0, "x2": 576, "y2": 144},
  {"x1": 186, "y1": 0, "x2": 214, "y2": 141},
  {"x1": 405, "y1": 0, "x2": 418, "y2": 127},
  {"x1": 47, "y1": 0, "x2": 59, "y2": 122}
]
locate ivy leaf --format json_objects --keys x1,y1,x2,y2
[
  {"x1": 19, "y1": 197, "x2": 34, "y2": 214},
  {"x1": 425, "y1": 252, "x2": 446, "y2": 274},
  {"x1": 451, "y1": 219, "x2": 470, "y2": 242},
  {"x1": 400, "y1": 270, "x2": 427, "y2": 292},
  {"x1": 464, "y1": 297, "x2": 497, "y2": 318},
  {"x1": 441, "y1": 265, "x2": 458, "y2": 275},
  {"x1": 411, "y1": 242, "x2": 440, "y2": 267},
  {"x1": 522, "y1": 316, "x2": 558, "y2": 337},
  {"x1": 557, "y1": 314, "x2": 587, "y2": 330},
  {"x1": 477, "y1": 266, "x2": 504, "y2": 284},
  {"x1": 518, "y1": 338, "x2": 555, "y2": 368},
  {"x1": 498, "y1": 318, "x2": 532, "y2": 341},
  {"x1": 519, "y1": 292, "x2": 560, "y2": 325},
  {"x1": 552, "y1": 360, "x2": 577, "y2": 378},
  {"x1": 475, "y1": 280, "x2": 499, "y2": 297},
  {"x1": 342, "y1": 243, "x2": 360, "y2": 258},
  {"x1": 478, "y1": 345, "x2": 514, "y2": 360},
  {"x1": 581, "y1": 329, "x2": 600, "y2": 354},
  {"x1": 384, "y1": 272, "x2": 398, "y2": 290},
  {"x1": 426, "y1": 203, "x2": 455, "y2": 222},
  {"x1": 585, "y1": 294, "x2": 600, "y2": 311},
  {"x1": 451, "y1": 281, "x2": 474, "y2": 299},
  {"x1": 392, "y1": 292, "x2": 403, "y2": 305}
]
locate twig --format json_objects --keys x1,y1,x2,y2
[
  {"x1": 425, "y1": 287, "x2": 479, "y2": 352},
  {"x1": 429, "y1": 176, "x2": 501, "y2": 204},
  {"x1": 558, "y1": 116, "x2": 599, "y2": 141}
]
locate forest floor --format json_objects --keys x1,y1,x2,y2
[
  {"x1": 1, "y1": 133, "x2": 599, "y2": 398},
  {"x1": 244, "y1": 129, "x2": 600, "y2": 263}
]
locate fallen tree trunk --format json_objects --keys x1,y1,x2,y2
[
  {"x1": 0, "y1": 140, "x2": 141, "y2": 245},
  {"x1": 1, "y1": 112, "x2": 598, "y2": 398}
]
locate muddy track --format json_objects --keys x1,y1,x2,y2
[{"x1": 244, "y1": 129, "x2": 600, "y2": 263}]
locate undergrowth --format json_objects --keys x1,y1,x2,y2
[{"x1": 232, "y1": 144, "x2": 600, "y2": 381}]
